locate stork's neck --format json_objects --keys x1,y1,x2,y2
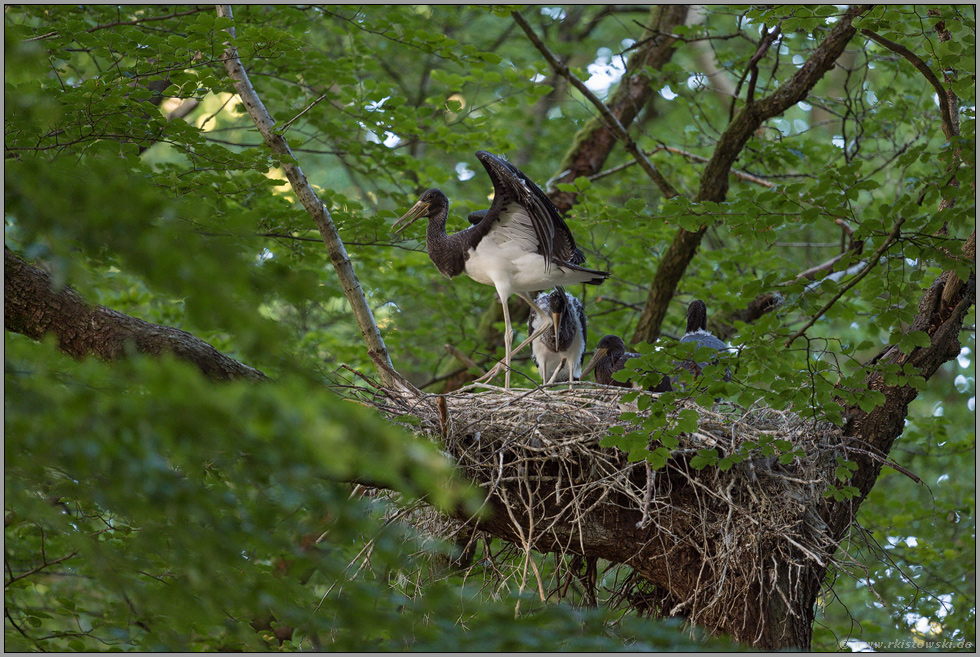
[
  {"x1": 425, "y1": 208, "x2": 450, "y2": 244},
  {"x1": 424, "y1": 208, "x2": 471, "y2": 278},
  {"x1": 687, "y1": 304, "x2": 707, "y2": 333}
]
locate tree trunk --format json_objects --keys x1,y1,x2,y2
[{"x1": 631, "y1": 5, "x2": 872, "y2": 345}]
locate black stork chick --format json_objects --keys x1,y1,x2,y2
[
  {"x1": 679, "y1": 300, "x2": 731, "y2": 381},
  {"x1": 528, "y1": 286, "x2": 587, "y2": 384},
  {"x1": 393, "y1": 151, "x2": 608, "y2": 388},
  {"x1": 581, "y1": 334, "x2": 673, "y2": 392}
]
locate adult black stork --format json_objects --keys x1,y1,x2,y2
[
  {"x1": 528, "y1": 286, "x2": 587, "y2": 384},
  {"x1": 679, "y1": 299, "x2": 731, "y2": 381},
  {"x1": 393, "y1": 151, "x2": 608, "y2": 388},
  {"x1": 581, "y1": 334, "x2": 673, "y2": 392}
]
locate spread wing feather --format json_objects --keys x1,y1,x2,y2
[{"x1": 475, "y1": 151, "x2": 584, "y2": 267}]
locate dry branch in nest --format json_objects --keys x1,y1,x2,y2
[{"x1": 355, "y1": 382, "x2": 851, "y2": 643}]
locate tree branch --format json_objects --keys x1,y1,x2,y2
[
  {"x1": 588, "y1": 145, "x2": 775, "y2": 189},
  {"x1": 785, "y1": 219, "x2": 905, "y2": 346},
  {"x1": 860, "y1": 28, "x2": 957, "y2": 141},
  {"x1": 513, "y1": 9, "x2": 680, "y2": 201},
  {"x1": 533, "y1": 6, "x2": 689, "y2": 214},
  {"x1": 4, "y1": 248, "x2": 268, "y2": 382},
  {"x1": 214, "y1": 5, "x2": 396, "y2": 388},
  {"x1": 26, "y1": 6, "x2": 211, "y2": 41},
  {"x1": 631, "y1": 5, "x2": 872, "y2": 345}
]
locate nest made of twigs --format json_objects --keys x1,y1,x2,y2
[{"x1": 357, "y1": 381, "x2": 847, "y2": 639}]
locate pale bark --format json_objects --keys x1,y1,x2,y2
[{"x1": 214, "y1": 4, "x2": 395, "y2": 387}]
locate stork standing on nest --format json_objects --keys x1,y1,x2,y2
[
  {"x1": 528, "y1": 286, "x2": 587, "y2": 384},
  {"x1": 582, "y1": 334, "x2": 673, "y2": 392},
  {"x1": 679, "y1": 299, "x2": 731, "y2": 381},
  {"x1": 393, "y1": 151, "x2": 608, "y2": 388}
]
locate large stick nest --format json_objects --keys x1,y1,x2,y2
[{"x1": 358, "y1": 382, "x2": 849, "y2": 640}]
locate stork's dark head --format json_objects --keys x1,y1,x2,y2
[
  {"x1": 582, "y1": 334, "x2": 627, "y2": 379},
  {"x1": 549, "y1": 286, "x2": 568, "y2": 316},
  {"x1": 547, "y1": 287, "x2": 569, "y2": 350},
  {"x1": 393, "y1": 188, "x2": 449, "y2": 235},
  {"x1": 686, "y1": 299, "x2": 708, "y2": 333},
  {"x1": 596, "y1": 334, "x2": 627, "y2": 359}
]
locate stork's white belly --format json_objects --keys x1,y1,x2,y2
[
  {"x1": 531, "y1": 326, "x2": 585, "y2": 382},
  {"x1": 464, "y1": 245, "x2": 559, "y2": 292},
  {"x1": 461, "y1": 201, "x2": 601, "y2": 296}
]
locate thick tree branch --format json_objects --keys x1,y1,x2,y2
[
  {"x1": 4, "y1": 248, "x2": 268, "y2": 382},
  {"x1": 511, "y1": 8, "x2": 686, "y2": 205},
  {"x1": 214, "y1": 5, "x2": 395, "y2": 388},
  {"x1": 631, "y1": 5, "x2": 872, "y2": 345},
  {"x1": 831, "y1": 256, "x2": 975, "y2": 531},
  {"x1": 513, "y1": 10, "x2": 679, "y2": 200}
]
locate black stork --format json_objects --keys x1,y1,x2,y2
[
  {"x1": 528, "y1": 286, "x2": 587, "y2": 384},
  {"x1": 393, "y1": 151, "x2": 608, "y2": 388},
  {"x1": 679, "y1": 299, "x2": 731, "y2": 381},
  {"x1": 581, "y1": 334, "x2": 673, "y2": 392}
]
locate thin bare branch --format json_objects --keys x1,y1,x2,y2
[
  {"x1": 860, "y1": 29, "x2": 957, "y2": 140},
  {"x1": 589, "y1": 145, "x2": 776, "y2": 189},
  {"x1": 512, "y1": 10, "x2": 680, "y2": 199},
  {"x1": 785, "y1": 219, "x2": 906, "y2": 347},
  {"x1": 214, "y1": 5, "x2": 396, "y2": 388}
]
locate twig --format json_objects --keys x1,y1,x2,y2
[
  {"x1": 280, "y1": 91, "x2": 331, "y2": 134},
  {"x1": 512, "y1": 11, "x2": 679, "y2": 199},
  {"x1": 445, "y1": 344, "x2": 478, "y2": 369},
  {"x1": 730, "y1": 23, "x2": 782, "y2": 122},
  {"x1": 4, "y1": 550, "x2": 78, "y2": 588},
  {"x1": 860, "y1": 29, "x2": 956, "y2": 140},
  {"x1": 26, "y1": 6, "x2": 210, "y2": 41},
  {"x1": 785, "y1": 218, "x2": 906, "y2": 347},
  {"x1": 588, "y1": 145, "x2": 775, "y2": 188}
]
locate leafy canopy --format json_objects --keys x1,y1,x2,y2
[{"x1": 4, "y1": 4, "x2": 975, "y2": 651}]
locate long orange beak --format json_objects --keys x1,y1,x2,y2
[{"x1": 392, "y1": 199, "x2": 429, "y2": 236}]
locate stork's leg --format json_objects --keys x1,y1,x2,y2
[
  {"x1": 500, "y1": 297, "x2": 514, "y2": 389},
  {"x1": 474, "y1": 292, "x2": 552, "y2": 388},
  {"x1": 511, "y1": 319, "x2": 551, "y2": 359},
  {"x1": 472, "y1": 297, "x2": 515, "y2": 387},
  {"x1": 516, "y1": 291, "x2": 550, "y2": 324},
  {"x1": 546, "y1": 358, "x2": 567, "y2": 385},
  {"x1": 507, "y1": 290, "x2": 554, "y2": 360}
]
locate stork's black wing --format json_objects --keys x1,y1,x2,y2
[{"x1": 475, "y1": 151, "x2": 584, "y2": 267}]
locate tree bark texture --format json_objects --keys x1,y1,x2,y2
[
  {"x1": 214, "y1": 4, "x2": 395, "y2": 388},
  {"x1": 549, "y1": 5, "x2": 690, "y2": 214},
  {"x1": 631, "y1": 5, "x2": 873, "y2": 345},
  {"x1": 4, "y1": 248, "x2": 268, "y2": 382}
]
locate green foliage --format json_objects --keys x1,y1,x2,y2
[{"x1": 4, "y1": 3, "x2": 975, "y2": 651}]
